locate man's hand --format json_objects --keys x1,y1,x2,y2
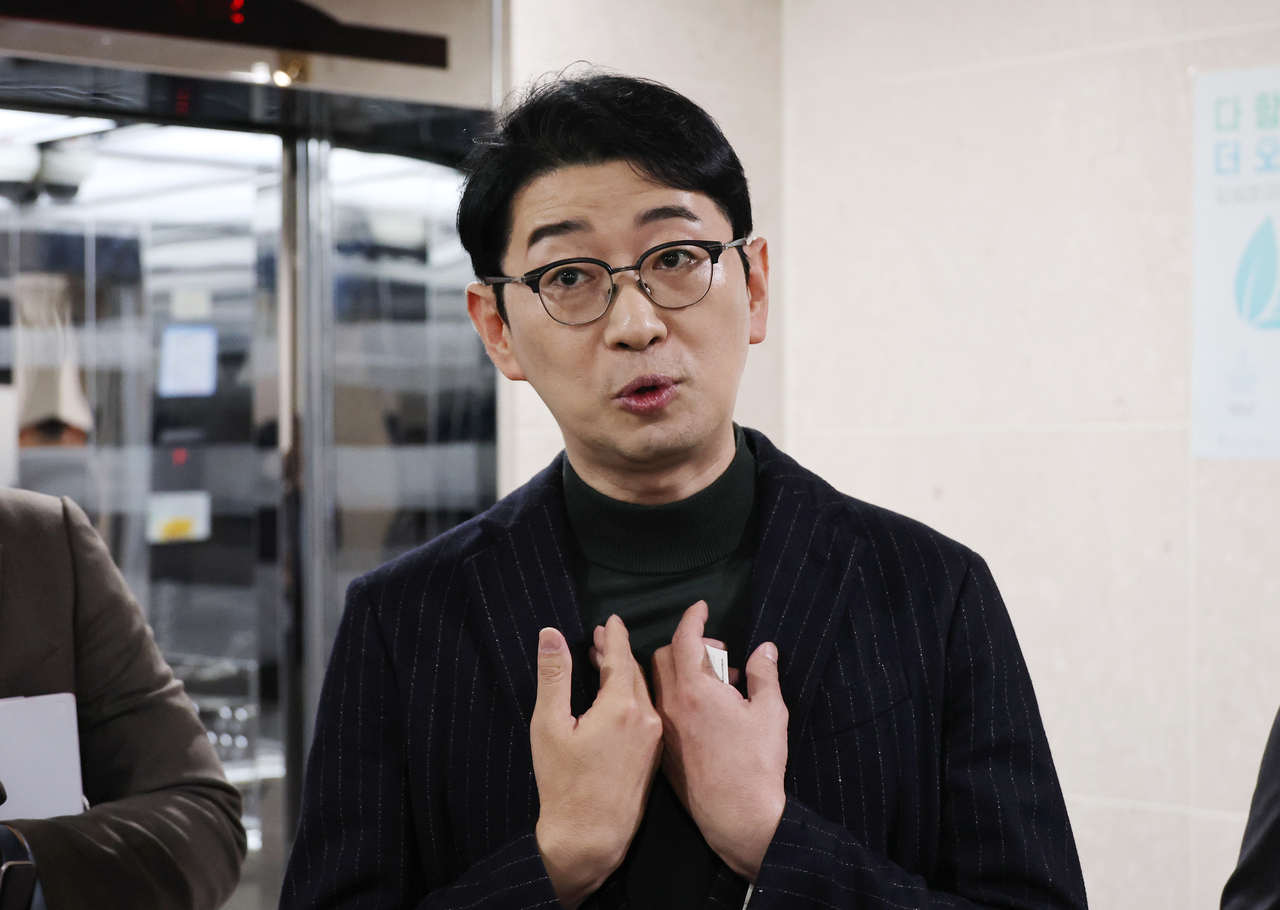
[
  {"x1": 651, "y1": 602, "x2": 788, "y2": 883},
  {"x1": 531, "y1": 616, "x2": 663, "y2": 908}
]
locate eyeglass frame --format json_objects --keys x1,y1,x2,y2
[{"x1": 481, "y1": 237, "x2": 750, "y2": 326}]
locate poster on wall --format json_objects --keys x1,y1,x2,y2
[{"x1": 1194, "y1": 64, "x2": 1280, "y2": 458}]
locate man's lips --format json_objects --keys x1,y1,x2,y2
[{"x1": 615, "y1": 374, "x2": 678, "y2": 415}]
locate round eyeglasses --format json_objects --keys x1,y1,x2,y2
[{"x1": 483, "y1": 238, "x2": 749, "y2": 326}]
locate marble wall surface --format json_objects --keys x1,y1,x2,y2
[{"x1": 781, "y1": 3, "x2": 1280, "y2": 907}]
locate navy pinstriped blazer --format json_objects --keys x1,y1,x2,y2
[{"x1": 281, "y1": 430, "x2": 1088, "y2": 910}]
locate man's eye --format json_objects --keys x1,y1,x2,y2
[
  {"x1": 546, "y1": 267, "x2": 589, "y2": 288},
  {"x1": 652, "y1": 247, "x2": 700, "y2": 270}
]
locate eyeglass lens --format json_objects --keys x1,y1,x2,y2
[{"x1": 537, "y1": 244, "x2": 716, "y2": 325}]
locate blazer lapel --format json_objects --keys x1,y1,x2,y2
[
  {"x1": 746, "y1": 472, "x2": 866, "y2": 750},
  {"x1": 465, "y1": 473, "x2": 594, "y2": 727}
]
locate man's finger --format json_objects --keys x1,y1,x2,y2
[
  {"x1": 745, "y1": 641, "x2": 784, "y2": 708},
  {"x1": 651, "y1": 645, "x2": 673, "y2": 709},
  {"x1": 534, "y1": 626, "x2": 573, "y2": 723},
  {"x1": 597, "y1": 614, "x2": 637, "y2": 691},
  {"x1": 671, "y1": 601, "x2": 711, "y2": 679}
]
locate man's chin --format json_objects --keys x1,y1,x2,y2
[{"x1": 576, "y1": 417, "x2": 732, "y2": 477}]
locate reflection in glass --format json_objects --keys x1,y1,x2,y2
[
  {"x1": 324, "y1": 147, "x2": 497, "y2": 641},
  {"x1": 0, "y1": 112, "x2": 496, "y2": 910},
  {"x1": 0, "y1": 110, "x2": 285, "y2": 905}
]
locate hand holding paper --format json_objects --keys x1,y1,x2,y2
[{"x1": 651, "y1": 601, "x2": 788, "y2": 883}]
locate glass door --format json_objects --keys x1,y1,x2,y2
[
  {"x1": 0, "y1": 76, "x2": 493, "y2": 910},
  {"x1": 0, "y1": 110, "x2": 287, "y2": 906},
  {"x1": 290, "y1": 142, "x2": 497, "y2": 738}
]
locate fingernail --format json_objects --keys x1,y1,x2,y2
[
  {"x1": 539, "y1": 628, "x2": 560, "y2": 653},
  {"x1": 763, "y1": 642, "x2": 778, "y2": 662}
]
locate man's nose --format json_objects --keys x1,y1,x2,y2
[{"x1": 601, "y1": 274, "x2": 667, "y2": 350}]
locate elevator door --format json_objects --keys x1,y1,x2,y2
[
  {"x1": 0, "y1": 111, "x2": 286, "y2": 904},
  {"x1": 0, "y1": 108, "x2": 496, "y2": 909}
]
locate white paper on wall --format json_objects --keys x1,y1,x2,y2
[
  {"x1": 157, "y1": 324, "x2": 218, "y2": 398},
  {"x1": 146, "y1": 489, "x2": 212, "y2": 543},
  {"x1": 1193, "y1": 65, "x2": 1280, "y2": 458}
]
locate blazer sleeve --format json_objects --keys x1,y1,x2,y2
[
  {"x1": 281, "y1": 579, "x2": 562, "y2": 910},
  {"x1": 1220, "y1": 704, "x2": 1280, "y2": 910},
  {"x1": 750, "y1": 555, "x2": 1088, "y2": 910},
  {"x1": 7, "y1": 497, "x2": 246, "y2": 910}
]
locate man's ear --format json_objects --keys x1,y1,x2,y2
[
  {"x1": 745, "y1": 237, "x2": 769, "y2": 345},
  {"x1": 467, "y1": 282, "x2": 527, "y2": 381}
]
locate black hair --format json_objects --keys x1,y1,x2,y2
[{"x1": 457, "y1": 71, "x2": 753, "y2": 320}]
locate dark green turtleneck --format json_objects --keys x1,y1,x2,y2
[{"x1": 562, "y1": 426, "x2": 758, "y2": 910}]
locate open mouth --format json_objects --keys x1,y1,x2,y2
[{"x1": 616, "y1": 374, "x2": 678, "y2": 414}]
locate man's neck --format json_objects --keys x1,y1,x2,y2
[{"x1": 564, "y1": 426, "x2": 738, "y2": 505}]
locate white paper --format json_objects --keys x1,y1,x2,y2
[
  {"x1": 1194, "y1": 65, "x2": 1280, "y2": 457},
  {"x1": 705, "y1": 644, "x2": 729, "y2": 684},
  {"x1": 0, "y1": 693, "x2": 84, "y2": 820},
  {"x1": 157, "y1": 324, "x2": 218, "y2": 398},
  {"x1": 0, "y1": 385, "x2": 18, "y2": 487},
  {"x1": 147, "y1": 490, "x2": 212, "y2": 543},
  {"x1": 170, "y1": 287, "x2": 213, "y2": 321}
]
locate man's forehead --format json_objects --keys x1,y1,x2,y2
[
  {"x1": 510, "y1": 162, "x2": 718, "y2": 244},
  {"x1": 522, "y1": 205, "x2": 703, "y2": 252}
]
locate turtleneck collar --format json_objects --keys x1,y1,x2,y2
[{"x1": 562, "y1": 426, "x2": 756, "y2": 575}]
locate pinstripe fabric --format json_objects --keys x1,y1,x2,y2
[{"x1": 281, "y1": 430, "x2": 1087, "y2": 910}]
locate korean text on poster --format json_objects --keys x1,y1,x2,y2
[{"x1": 1194, "y1": 65, "x2": 1280, "y2": 457}]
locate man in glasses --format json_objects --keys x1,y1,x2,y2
[{"x1": 283, "y1": 73, "x2": 1087, "y2": 910}]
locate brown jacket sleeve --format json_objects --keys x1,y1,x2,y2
[{"x1": 6, "y1": 496, "x2": 246, "y2": 910}]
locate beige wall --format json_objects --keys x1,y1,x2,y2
[
  {"x1": 783, "y1": 3, "x2": 1280, "y2": 908},
  {"x1": 499, "y1": 0, "x2": 784, "y2": 493}
]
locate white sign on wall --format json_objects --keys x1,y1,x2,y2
[{"x1": 1194, "y1": 64, "x2": 1280, "y2": 458}]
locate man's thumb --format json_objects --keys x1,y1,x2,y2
[
  {"x1": 745, "y1": 641, "x2": 783, "y2": 706},
  {"x1": 534, "y1": 627, "x2": 572, "y2": 717}
]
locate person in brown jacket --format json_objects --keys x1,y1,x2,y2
[{"x1": 0, "y1": 489, "x2": 245, "y2": 910}]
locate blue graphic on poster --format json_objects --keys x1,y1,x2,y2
[{"x1": 1235, "y1": 219, "x2": 1280, "y2": 328}]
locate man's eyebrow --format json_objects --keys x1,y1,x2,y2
[
  {"x1": 637, "y1": 205, "x2": 702, "y2": 227},
  {"x1": 526, "y1": 219, "x2": 589, "y2": 251}
]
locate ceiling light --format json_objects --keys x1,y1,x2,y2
[
  {"x1": 5, "y1": 117, "x2": 116, "y2": 146},
  {"x1": 0, "y1": 145, "x2": 40, "y2": 181},
  {"x1": 272, "y1": 59, "x2": 306, "y2": 89}
]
